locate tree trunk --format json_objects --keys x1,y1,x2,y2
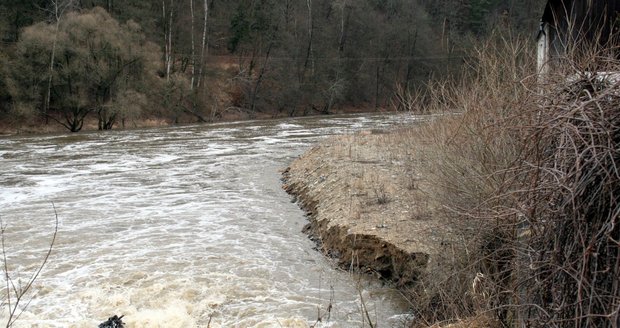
[
  {"x1": 168, "y1": 0, "x2": 174, "y2": 79},
  {"x1": 196, "y1": 0, "x2": 209, "y2": 88},
  {"x1": 163, "y1": 0, "x2": 174, "y2": 81},
  {"x1": 44, "y1": 21, "x2": 60, "y2": 125},
  {"x1": 44, "y1": 0, "x2": 67, "y2": 125},
  {"x1": 189, "y1": 0, "x2": 196, "y2": 91},
  {"x1": 56, "y1": 107, "x2": 89, "y2": 132},
  {"x1": 162, "y1": 1, "x2": 168, "y2": 80},
  {"x1": 98, "y1": 108, "x2": 116, "y2": 130}
]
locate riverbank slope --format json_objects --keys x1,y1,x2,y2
[
  {"x1": 282, "y1": 129, "x2": 456, "y2": 286},
  {"x1": 282, "y1": 128, "x2": 503, "y2": 327}
]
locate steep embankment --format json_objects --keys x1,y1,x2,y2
[{"x1": 283, "y1": 130, "x2": 455, "y2": 286}]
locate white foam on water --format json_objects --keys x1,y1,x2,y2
[
  {"x1": 0, "y1": 113, "x2": 417, "y2": 327},
  {"x1": 277, "y1": 123, "x2": 304, "y2": 129},
  {"x1": 0, "y1": 189, "x2": 30, "y2": 203}
]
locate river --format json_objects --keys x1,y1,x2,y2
[{"x1": 0, "y1": 113, "x2": 419, "y2": 328}]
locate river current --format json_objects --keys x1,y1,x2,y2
[{"x1": 0, "y1": 113, "x2": 418, "y2": 327}]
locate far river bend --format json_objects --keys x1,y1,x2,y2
[{"x1": 0, "y1": 113, "x2": 419, "y2": 328}]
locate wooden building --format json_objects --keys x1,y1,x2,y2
[{"x1": 537, "y1": 0, "x2": 620, "y2": 74}]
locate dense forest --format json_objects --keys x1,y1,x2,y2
[{"x1": 0, "y1": 0, "x2": 545, "y2": 132}]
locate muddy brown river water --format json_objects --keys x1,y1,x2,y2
[{"x1": 0, "y1": 114, "x2": 420, "y2": 327}]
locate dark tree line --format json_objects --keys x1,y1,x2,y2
[{"x1": 0, "y1": 0, "x2": 545, "y2": 132}]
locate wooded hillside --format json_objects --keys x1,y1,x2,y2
[{"x1": 0, "y1": 0, "x2": 545, "y2": 132}]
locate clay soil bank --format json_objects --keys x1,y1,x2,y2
[{"x1": 283, "y1": 128, "x2": 456, "y2": 287}]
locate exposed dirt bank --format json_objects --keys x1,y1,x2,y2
[{"x1": 283, "y1": 129, "x2": 457, "y2": 287}]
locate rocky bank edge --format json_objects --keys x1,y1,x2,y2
[{"x1": 282, "y1": 130, "x2": 456, "y2": 287}]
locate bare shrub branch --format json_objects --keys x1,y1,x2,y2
[{"x1": 1, "y1": 203, "x2": 58, "y2": 327}]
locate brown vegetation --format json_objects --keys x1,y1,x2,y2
[
  {"x1": 286, "y1": 31, "x2": 619, "y2": 327},
  {"x1": 402, "y1": 33, "x2": 620, "y2": 327}
]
